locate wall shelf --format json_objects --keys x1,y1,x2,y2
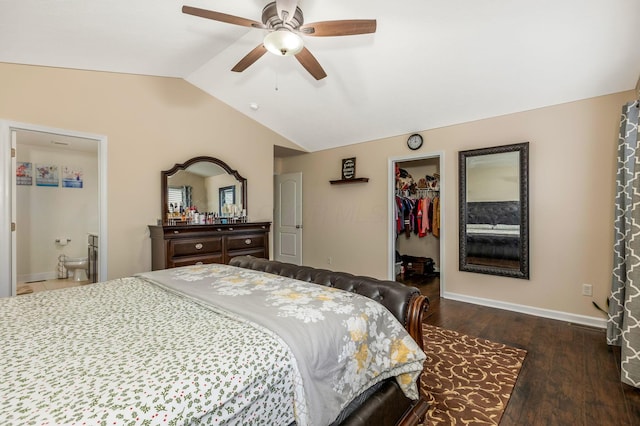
[{"x1": 329, "y1": 177, "x2": 370, "y2": 185}]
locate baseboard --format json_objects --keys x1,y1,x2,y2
[
  {"x1": 18, "y1": 271, "x2": 58, "y2": 283},
  {"x1": 442, "y1": 291, "x2": 608, "y2": 329}
]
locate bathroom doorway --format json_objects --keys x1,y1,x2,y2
[{"x1": 0, "y1": 121, "x2": 108, "y2": 297}]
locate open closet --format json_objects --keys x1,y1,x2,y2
[{"x1": 393, "y1": 157, "x2": 440, "y2": 284}]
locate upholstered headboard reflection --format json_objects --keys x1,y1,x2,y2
[{"x1": 467, "y1": 201, "x2": 520, "y2": 226}]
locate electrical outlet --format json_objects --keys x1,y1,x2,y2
[
  {"x1": 327, "y1": 257, "x2": 332, "y2": 265},
  {"x1": 582, "y1": 283, "x2": 593, "y2": 297}
]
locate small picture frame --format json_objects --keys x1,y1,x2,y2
[
  {"x1": 16, "y1": 162, "x2": 33, "y2": 186},
  {"x1": 35, "y1": 164, "x2": 59, "y2": 187},
  {"x1": 341, "y1": 157, "x2": 356, "y2": 180},
  {"x1": 62, "y1": 166, "x2": 84, "y2": 188}
]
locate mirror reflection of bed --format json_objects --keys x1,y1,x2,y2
[
  {"x1": 466, "y1": 201, "x2": 520, "y2": 269},
  {"x1": 459, "y1": 143, "x2": 529, "y2": 279}
]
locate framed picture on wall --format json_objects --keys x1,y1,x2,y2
[
  {"x1": 35, "y1": 164, "x2": 59, "y2": 187},
  {"x1": 341, "y1": 157, "x2": 356, "y2": 180},
  {"x1": 62, "y1": 166, "x2": 83, "y2": 188},
  {"x1": 16, "y1": 162, "x2": 32, "y2": 186}
]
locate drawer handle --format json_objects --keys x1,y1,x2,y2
[
  {"x1": 229, "y1": 227, "x2": 234, "y2": 231},
  {"x1": 195, "y1": 243, "x2": 203, "y2": 250},
  {"x1": 195, "y1": 261, "x2": 204, "y2": 265},
  {"x1": 217, "y1": 228, "x2": 222, "y2": 232},
  {"x1": 244, "y1": 239, "x2": 252, "y2": 245},
  {"x1": 173, "y1": 230, "x2": 179, "y2": 234}
]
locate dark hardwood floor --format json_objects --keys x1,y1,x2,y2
[{"x1": 399, "y1": 274, "x2": 640, "y2": 426}]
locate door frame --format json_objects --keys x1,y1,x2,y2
[
  {"x1": 0, "y1": 120, "x2": 108, "y2": 297},
  {"x1": 388, "y1": 151, "x2": 445, "y2": 285}
]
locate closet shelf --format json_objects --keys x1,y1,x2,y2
[{"x1": 330, "y1": 178, "x2": 369, "y2": 185}]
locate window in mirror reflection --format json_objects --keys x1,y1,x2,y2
[
  {"x1": 219, "y1": 186, "x2": 236, "y2": 215},
  {"x1": 168, "y1": 186, "x2": 192, "y2": 215}
]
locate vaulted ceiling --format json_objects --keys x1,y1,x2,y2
[{"x1": 2, "y1": 0, "x2": 639, "y2": 152}]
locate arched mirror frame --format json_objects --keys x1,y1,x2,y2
[
  {"x1": 161, "y1": 156, "x2": 247, "y2": 225},
  {"x1": 459, "y1": 142, "x2": 529, "y2": 279}
]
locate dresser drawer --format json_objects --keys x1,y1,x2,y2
[
  {"x1": 171, "y1": 253, "x2": 224, "y2": 268},
  {"x1": 226, "y1": 234, "x2": 266, "y2": 251},
  {"x1": 170, "y1": 237, "x2": 222, "y2": 257},
  {"x1": 149, "y1": 223, "x2": 270, "y2": 271}
]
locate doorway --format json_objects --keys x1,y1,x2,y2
[
  {"x1": 0, "y1": 120, "x2": 108, "y2": 297},
  {"x1": 388, "y1": 151, "x2": 444, "y2": 292}
]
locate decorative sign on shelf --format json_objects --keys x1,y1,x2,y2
[{"x1": 341, "y1": 157, "x2": 356, "y2": 180}]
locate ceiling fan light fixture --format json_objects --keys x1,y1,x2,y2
[{"x1": 264, "y1": 30, "x2": 303, "y2": 56}]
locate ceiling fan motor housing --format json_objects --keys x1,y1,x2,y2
[{"x1": 262, "y1": 1, "x2": 304, "y2": 31}]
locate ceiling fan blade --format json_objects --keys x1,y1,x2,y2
[
  {"x1": 299, "y1": 19, "x2": 376, "y2": 37},
  {"x1": 182, "y1": 5, "x2": 266, "y2": 29},
  {"x1": 295, "y1": 47, "x2": 327, "y2": 80},
  {"x1": 231, "y1": 44, "x2": 268, "y2": 73}
]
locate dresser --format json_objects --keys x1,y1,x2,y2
[{"x1": 149, "y1": 222, "x2": 270, "y2": 270}]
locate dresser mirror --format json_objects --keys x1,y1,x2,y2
[
  {"x1": 161, "y1": 156, "x2": 247, "y2": 225},
  {"x1": 459, "y1": 142, "x2": 529, "y2": 279}
]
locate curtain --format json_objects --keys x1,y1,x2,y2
[
  {"x1": 182, "y1": 185, "x2": 192, "y2": 209},
  {"x1": 608, "y1": 100, "x2": 640, "y2": 387}
]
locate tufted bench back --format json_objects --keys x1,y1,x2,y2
[{"x1": 229, "y1": 255, "x2": 420, "y2": 329}]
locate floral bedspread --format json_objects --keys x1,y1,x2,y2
[
  {"x1": 137, "y1": 264, "x2": 426, "y2": 426},
  {"x1": 0, "y1": 277, "x2": 297, "y2": 425}
]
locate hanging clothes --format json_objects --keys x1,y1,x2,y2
[
  {"x1": 432, "y1": 196, "x2": 440, "y2": 238},
  {"x1": 608, "y1": 99, "x2": 640, "y2": 388},
  {"x1": 420, "y1": 197, "x2": 430, "y2": 237},
  {"x1": 394, "y1": 193, "x2": 439, "y2": 238}
]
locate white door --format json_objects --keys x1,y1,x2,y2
[
  {"x1": 10, "y1": 130, "x2": 17, "y2": 296},
  {"x1": 274, "y1": 172, "x2": 302, "y2": 265}
]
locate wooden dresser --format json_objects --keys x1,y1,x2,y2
[{"x1": 148, "y1": 222, "x2": 270, "y2": 270}]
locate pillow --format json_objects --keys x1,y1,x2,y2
[{"x1": 467, "y1": 224, "x2": 494, "y2": 230}]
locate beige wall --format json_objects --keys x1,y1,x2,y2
[
  {"x1": 279, "y1": 90, "x2": 635, "y2": 320},
  {"x1": 466, "y1": 151, "x2": 520, "y2": 202},
  {"x1": 2, "y1": 61, "x2": 635, "y2": 322},
  {"x1": 0, "y1": 62, "x2": 299, "y2": 279}
]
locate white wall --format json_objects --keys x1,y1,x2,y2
[{"x1": 16, "y1": 143, "x2": 98, "y2": 281}]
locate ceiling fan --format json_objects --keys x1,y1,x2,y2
[{"x1": 182, "y1": 0, "x2": 376, "y2": 80}]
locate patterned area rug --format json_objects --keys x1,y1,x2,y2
[{"x1": 420, "y1": 324, "x2": 526, "y2": 425}]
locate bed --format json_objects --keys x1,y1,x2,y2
[
  {"x1": 465, "y1": 201, "x2": 521, "y2": 261},
  {"x1": 0, "y1": 256, "x2": 429, "y2": 426}
]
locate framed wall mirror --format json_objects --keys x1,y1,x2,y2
[
  {"x1": 161, "y1": 156, "x2": 247, "y2": 225},
  {"x1": 459, "y1": 142, "x2": 529, "y2": 279}
]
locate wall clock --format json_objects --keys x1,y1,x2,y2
[{"x1": 407, "y1": 134, "x2": 423, "y2": 150}]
